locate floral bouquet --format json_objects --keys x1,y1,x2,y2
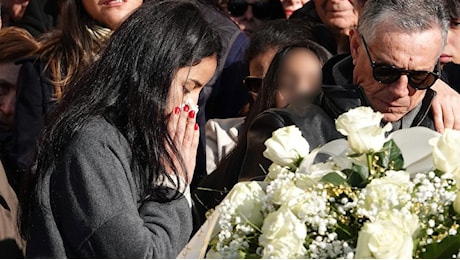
[{"x1": 179, "y1": 107, "x2": 460, "y2": 259}]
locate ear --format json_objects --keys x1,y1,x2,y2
[{"x1": 349, "y1": 28, "x2": 361, "y2": 66}]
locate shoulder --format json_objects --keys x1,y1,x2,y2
[{"x1": 67, "y1": 116, "x2": 130, "y2": 157}]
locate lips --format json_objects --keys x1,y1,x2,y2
[
  {"x1": 100, "y1": 0, "x2": 124, "y2": 7},
  {"x1": 440, "y1": 54, "x2": 453, "y2": 65}
]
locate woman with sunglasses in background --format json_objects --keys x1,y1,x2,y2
[
  {"x1": 226, "y1": 0, "x2": 284, "y2": 35},
  {"x1": 19, "y1": 0, "x2": 221, "y2": 257},
  {"x1": 197, "y1": 27, "x2": 331, "y2": 230},
  {"x1": 204, "y1": 19, "x2": 326, "y2": 175}
]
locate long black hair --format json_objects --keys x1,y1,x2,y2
[{"x1": 20, "y1": 0, "x2": 221, "y2": 238}]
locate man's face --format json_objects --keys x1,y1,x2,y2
[
  {"x1": 0, "y1": 62, "x2": 19, "y2": 131},
  {"x1": 313, "y1": 0, "x2": 358, "y2": 36},
  {"x1": 350, "y1": 27, "x2": 443, "y2": 122}
]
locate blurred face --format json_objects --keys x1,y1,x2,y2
[
  {"x1": 350, "y1": 27, "x2": 443, "y2": 122},
  {"x1": 82, "y1": 0, "x2": 143, "y2": 30},
  {"x1": 166, "y1": 56, "x2": 218, "y2": 115},
  {"x1": 228, "y1": 0, "x2": 272, "y2": 36},
  {"x1": 275, "y1": 48, "x2": 323, "y2": 108},
  {"x1": 0, "y1": 62, "x2": 19, "y2": 131},
  {"x1": 441, "y1": 19, "x2": 460, "y2": 65},
  {"x1": 313, "y1": 0, "x2": 358, "y2": 36},
  {"x1": 280, "y1": 0, "x2": 309, "y2": 18}
]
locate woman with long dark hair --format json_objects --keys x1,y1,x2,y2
[
  {"x1": 10, "y1": 0, "x2": 142, "y2": 185},
  {"x1": 19, "y1": 0, "x2": 221, "y2": 258}
]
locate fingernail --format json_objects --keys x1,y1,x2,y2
[
  {"x1": 188, "y1": 110, "x2": 195, "y2": 119},
  {"x1": 183, "y1": 105, "x2": 190, "y2": 112},
  {"x1": 174, "y1": 107, "x2": 180, "y2": 115},
  {"x1": 194, "y1": 123, "x2": 199, "y2": 130}
]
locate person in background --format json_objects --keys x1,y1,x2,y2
[
  {"x1": 196, "y1": 39, "x2": 330, "y2": 227},
  {"x1": 280, "y1": 0, "x2": 310, "y2": 18},
  {"x1": 205, "y1": 19, "x2": 329, "y2": 175},
  {"x1": 1, "y1": 0, "x2": 58, "y2": 37},
  {"x1": 441, "y1": 0, "x2": 460, "y2": 93},
  {"x1": 19, "y1": 0, "x2": 221, "y2": 257},
  {"x1": 0, "y1": 26, "x2": 39, "y2": 258},
  {"x1": 10, "y1": 0, "x2": 142, "y2": 191},
  {"x1": 226, "y1": 0, "x2": 285, "y2": 36},
  {"x1": 290, "y1": 0, "x2": 358, "y2": 55}
]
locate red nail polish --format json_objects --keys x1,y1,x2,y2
[
  {"x1": 194, "y1": 123, "x2": 199, "y2": 130},
  {"x1": 188, "y1": 110, "x2": 195, "y2": 119},
  {"x1": 183, "y1": 105, "x2": 190, "y2": 112},
  {"x1": 174, "y1": 107, "x2": 180, "y2": 115}
]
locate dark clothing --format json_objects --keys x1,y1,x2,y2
[
  {"x1": 289, "y1": 1, "x2": 337, "y2": 55},
  {"x1": 10, "y1": 0, "x2": 58, "y2": 38},
  {"x1": 441, "y1": 63, "x2": 460, "y2": 93},
  {"x1": 192, "y1": 54, "x2": 437, "y2": 228},
  {"x1": 6, "y1": 58, "x2": 55, "y2": 192},
  {"x1": 27, "y1": 116, "x2": 192, "y2": 258},
  {"x1": 193, "y1": 5, "x2": 249, "y2": 189}
]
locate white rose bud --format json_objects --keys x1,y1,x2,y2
[
  {"x1": 259, "y1": 205, "x2": 307, "y2": 258},
  {"x1": 270, "y1": 179, "x2": 306, "y2": 205},
  {"x1": 265, "y1": 163, "x2": 291, "y2": 182},
  {"x1": 226, "y1": 182, "x2": 265, "y2": 227},
  {"x1": 429, "y1": 128, "x2": 460, "y2": 173},
  {"x1": 335, "y1": 107, "x2": 392, "y2": 154},
  {"x1": 263, "y1": 125, "x2": 310, "y2": 167},
  {"x1": 355, "y1": 211, "x2": 418, "y2": 259}
]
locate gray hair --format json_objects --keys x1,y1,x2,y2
[{"x1": 358, "y1": 0, "x2": 449, "y2": 52}]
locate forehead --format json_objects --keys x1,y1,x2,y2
[
  {"x1": 364, "y1": 28, "x2": 443, "y2": 70},
  {"x1": 0, "y1": 62, "x2": 21, "y2": 87}
]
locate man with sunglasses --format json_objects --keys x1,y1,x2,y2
[{"x1": 318, "y1": 0, "x2": 448, "y2": 130}]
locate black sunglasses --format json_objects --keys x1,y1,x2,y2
[
  {"x1": 243, "y1": 76, "x2": 263, "y2": 93},
  {"x1": 227, "y1": 0, "x2": 274, "y2": 20},
  {"x1": 361, "y1": 35, "x2": 440, "y2": 90}
]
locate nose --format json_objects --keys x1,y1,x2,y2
[
  {"x1": 243, "y1": 4, "x2": 254, "y2": 20},
  {"x1": 0, "y1": 94, "x2": 16, "y2": 117},
  {"x1": 387, "y1": 75, "x2": 410, "y2": 99}
]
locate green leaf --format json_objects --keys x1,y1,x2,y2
[
  {"x1": 420, "y1": 235, "x2": 460, "y2": 258},
  {"x1": 375, "y1": 139, "x2": 404, "y2": 170},
  {"x1": 321, "y1": 172, "x2": 348, "y2": 186},
  {"x1": 343, "y1": 164, "x2": 369, "y2": 188}
]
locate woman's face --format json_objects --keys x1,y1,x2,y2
[
  {"x1": 441, "y1": 19, "x2": 460, "y2": 65},
  {"x1": 275, "y1": 48, "x2": 323, "y2": 108},
  {"x1": 82, "y1": 0, "x2": 143, "y2": 30},
  {"x1": 166, "y1": 55, "x2": 218, "y2": 115},
  {"x1": 228, "y1": 0, "x2": 273, "y2": 36}
]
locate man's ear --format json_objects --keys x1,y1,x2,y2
[{"x1": 349, "y1": 28, "x2": 361, "y2": 65}]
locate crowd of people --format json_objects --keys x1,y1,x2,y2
[{"x1": 0, "y1": 0, "x2": 460, "y2": 258}]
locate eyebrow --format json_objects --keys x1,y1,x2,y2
[{"x1": 188, "y1": 79, "x2": 204, "y2": 88}]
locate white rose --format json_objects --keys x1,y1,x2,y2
[
  {"x1": 226, "y1": 182, "x2": 265, "y2": 227},
  {"x1": 335, "y1": 107, "x2": 392, "y2": 154},
  {"x1": 359, "y1": 171, "x2": 413, "y2": 218},
  {"x1": 264, "y1": 163, "x2": 291, "y2": 182},
  {"x1": 270, "y1": 179, "x2": 306, "y2": 205},
  {"x1": 259, "y1": 205, "x2": 307, "y2": 258},
  {"x1": 429, "y1": 128, "x2": 460, "y2": 173},
  {"x1": 355, "y1": 211, "x2": 418, "y2": 259},
  {"x1": 454, "y1": 191, "x2": 460, "y2": 214},
  {"x1": 263, "y1": 125, "x2": 310, "y2": 167}
]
